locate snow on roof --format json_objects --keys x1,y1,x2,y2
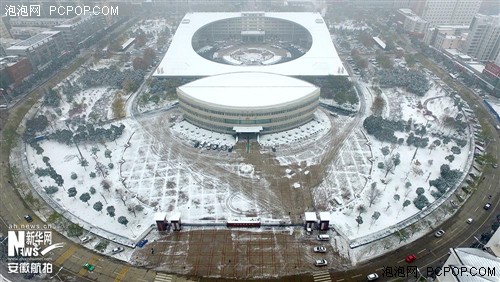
[
  {"x1": 121, "y1": 38, "x2": 135, "y2": 50},
  {"x1": 304, "y1": 212, "x2": 317, "y2": 221},
  {"x1": 233, "y1": 126, "x2": 263, "y2": 133},
  {"x1": 486, "y1": 227, "x2": 500, "y2": 257},
  {"x1": 467, "y1": 62, "x2": 485, "y2": 73},
  {"x1": 178, "y1": 72, "x2": 318, "y2": 108},
  {"x1": 449, "y1": 248, "x2": 500, "y2": 281},
  {"x1": 319, "y1": 212, "x2": 330, "y2": 221},
  {"x1": 372, "y1": 36, "x2": 386, "y2": 49},
  {"x1": 6, "y1": 31, "x2": 60, "y2": 51},
  {"x1": 155, "y1": 12, "x2": 346, "y2": 77},
  {"x1": 154, "y1": 212, "x2": 167, "y2": 221},
  {"x1": 169, "y1": 212, "x2": 181, "y2": 221}
]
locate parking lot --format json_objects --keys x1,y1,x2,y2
[{"x1": 131, "y1": 228, "x2": 350, "y2": 279}]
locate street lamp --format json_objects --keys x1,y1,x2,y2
[
  {"x1": 0, "y1": 87, "x2": 8, "y2": 104},
  {"x1": 473, "y1": 236, "x2": 486, "y2": 249},
  {"x1": 49, "y1": 266, "x2": 63, "y2": 281}
]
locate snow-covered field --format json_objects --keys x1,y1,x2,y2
[
  {"x1": 16, "y1": 15, "x2": 478, "y2": 274},
  {"x1": 25, "y1": 119, "x2": 156, "y2": 243},
  {"x1": 314, "y1": 80, "x2": 473, "y2": 242}
]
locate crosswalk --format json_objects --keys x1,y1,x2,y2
[
  {"x1": 154, "y1": 273, "x2": 173, "y2": 282},
  {"x1": 313, "y1": 270, "x2": 332, "y2": 282}
]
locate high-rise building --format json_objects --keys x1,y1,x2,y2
[
  {"x1": 53, "y1": 14, "x2": 105, "y2": 49},
  {"x1": 460, "y1": 14, "x2": 500, "y2": 62},
  {"x1": 418, "y1": 0, "x2": 482, "y2": 26},
  {"x1": 423, "y1": 25, "x2": 469, "y2": 49},
  {"x1": 5, "y1": 31, "x2": 65, "y2": 71},
  {"x1": 397, "y1": 8, "x2": 429, "y2": 36},
  {"x1": 0, "y1": 16, "x2": 12, "y2": 38}
]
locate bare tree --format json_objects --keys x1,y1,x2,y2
[
  {"x1": 95, "y1": 161, "x2": 108, "y2": 178},
  {"x1": 357, "y1": 204, "x2": 367, "y2": 216},
  {"x1": 371, "y1": 95, "x2": 386, "y2": 116},
  {"x1": 384, "y1": 158, "x2": 395, "y2": 177},
  {"x1": 127, "y1": 203, "x2": 137, "y2": 217},
  {"x1": 371, "y1": 211, "x2": 381, "y2": 227},
  {"x1": 368, "y1": 184, "x2": 382, "y2": 207},
  {"x1": 115, "y1": 188, "x2": 129, "y2": 206}
]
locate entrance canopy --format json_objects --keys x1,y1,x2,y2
[{"x1": 233, "y1": 126, "x2": 263, "y2": 133}]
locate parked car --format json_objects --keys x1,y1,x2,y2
[
  {"x1": 313, "y1": 246, "x2": 326, "y2": 253},
  {"x1": 466, "y1": 218, "x2": 473, "y2": 224},
  {"x1": 316, "y1": 234, "x2": 330, "y2": 241},
  {"x1": 314, "y1": 259, "x2": 328, "y2": 266},
  {"x1": 484, "y1": 203, "x2": 492, "y2": 210},
  {"x1": 111, "y1": 247, "x2": 124, "y2": 254},
  {"x1": 405, "y1": 254, "x2": 417, "y2": 263},
  {"x1": 434, "y1": 229, "x2": 446, "y2": 238},
  {"x1": 80, "y1": 236, "x2": 92, "y2": 243},
  {"x1": 83, "y1": 263, "x2": 95, "y2": 272},
  {"x1": 367, "y1": 273, "x2": 379, "y2": 280},
  {"x1": 137, "y1": 239, "x2": 148, "y2": 248},
  {"x1": 24, "y1": 215, "x2": 33, "y2": 222}
]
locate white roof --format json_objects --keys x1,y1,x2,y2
[
  {"x1": 319, "y1": 212, "x2": 330, "y2": 221},
  {"x1": 121, "y1": 38, "x2": 135, "y2": 49},
  {"x1": 486, "y1": 227, "x2": 500, "y2": 257},
  {"x1": 372, "y1": 36, "x2": 386, "y2": 49},
  {"x1": 6, "y1": 31, "x2": 60, "y2": 51},
  {"x1": 154, "y1": 212, "x2": 167, "y2": 221},
  {"x1": 155, "y1": 12, "x2": 346, "y2": 77},
  {"x1": 169, "y1": 212, "x2": 181, "y2": 221},
  {"x1": 178, "y1": 72, "x2": 318, "y2": 108},
  {"x1": 233, "y1": 126, "x2": 263, "y2": 133},
  {"x1": 440, "y1": 248, "x2": 500, "y2": 282},
  {"x1": 304, "y1": 212, "x2": 317, "y2": 221}
]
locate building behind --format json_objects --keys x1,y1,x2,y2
[
  {"x1": 5, "y1": 30, "x2": 66, "y2": 71},
  {"x1": 412, "y1": 0, "x2": 482, "y2": 26},
  {"x1": 459, "y1": 14, "x2": 500, "y2": 63},
  {"x1": 53, "y1": 14, "x2": 106, "y2": 49},
  {"x1": 177, "y1": 72, "x2": 320, "y2": 135}
]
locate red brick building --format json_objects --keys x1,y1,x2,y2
[{"x1": 5, "y1": 57, "x2": 32, "y2": 86}]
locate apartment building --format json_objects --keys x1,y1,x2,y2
[{"x1": 460, "y1": 14, "x2": 500, "y2": 62}]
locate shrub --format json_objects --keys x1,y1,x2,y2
[
  {"x1": 413, "y1": 194, "x2": 430, "y2": 210},
  {"x1": 67, "y1": 223, "x2": 83, "y2": 237},
  {"x1": 94, "y1": 241, "x2": 109, "y2": 252},
  {"x1": 44, "y1": 186, "x2": 59, "y2": 194},
  {"x1": 451, "y1": 146, "x2": 461, "y2": 155}
]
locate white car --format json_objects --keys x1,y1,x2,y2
[
  {"x1": 434, "y1": 229, "x2": 446, "y2": 238},
  {"x1": 367, "y1": 273, "x2": 379, "y2": 280},
  {"x1": 314, "y1": 259, "x2": 328, "y2": 267},
  {"x1": 80, "y1": 236, "x2": 92, "y2": 243},
  {"x1": 111, "y1": 247, "x2": 124, "y2": 254},
  {"x1": 466, "y1": 218, "x2": 473, "y2": 224},
  {"x1": 313, "y1": 246, "x2": 326, "y2": 253}
]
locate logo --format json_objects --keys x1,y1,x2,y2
[{"x1": 6, "y1": 226, "x2": 64, "y2": 275}]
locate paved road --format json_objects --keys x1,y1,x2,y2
[
  {"x1": 0, "y1": 17, "x2": 191, "y2": 282},
  {"x1": 326, "y1": 36, "x2": 500, "y2": 282},
  {"x1": 1, "y1": 24, "x2": 499, "y2": 282}
]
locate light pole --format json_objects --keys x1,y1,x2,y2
[
  {"x1": 50, "y1": 266, "x2": 63, "y2": 281},
  {"x1": 416, "y1": 267, "x2": 430, "y2": 281},
  {"x1": 473, "y1": 236, "x2": 486, "y2": 249},
  {"x1": 0, "y1": 87, "x2": 8, "y2": 104}
]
